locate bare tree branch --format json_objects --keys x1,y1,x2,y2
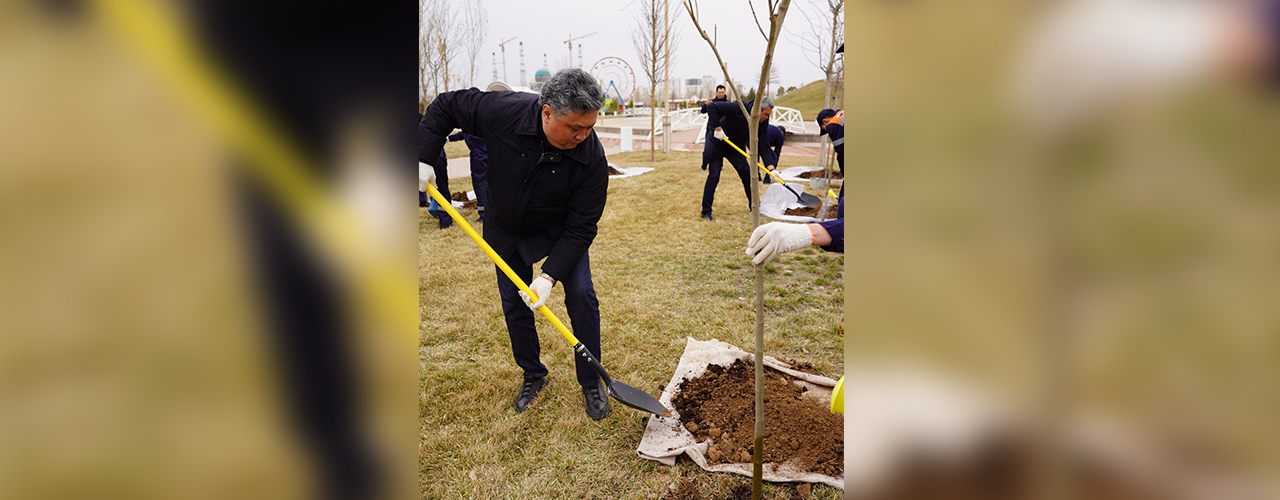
[
  {"x1": 683, "y1": 0, "x2": 751, "y2": 122},
  {"x1": 633, "y1": 0, "x2": 670, "y2": 161},
  {"x1": 462, "y1": 0, "x2": 489, "y2": 89},
  {"x1": 747, "y1": 0, "x2": 769, "y2": 42}
]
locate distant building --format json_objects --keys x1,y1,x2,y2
[{"x1": 532, "y1": 68, "x2": 551, "y2": 90}]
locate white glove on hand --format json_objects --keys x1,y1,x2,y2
[
  {"x1": 418, "y1": 162, "x2": 436, "y2": 192},
  {"x1": 746, "y1": 222, "x2": 815, "y2": 265},
  {"x1": 713, "y1": 129, "x2": 726, "y2": 140},
  {"x1": 519, "y1": 275, "x2": 555, "y2": 311}
]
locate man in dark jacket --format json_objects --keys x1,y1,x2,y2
[
  {"x1": 698, "y1": 97, "x2": 779, "y2": 221},
  {"x1": 815, "y1": 108, "x2": 844, "y2": 174},
  {"x1": 698, "y1": 85, "x2": 730, "y2": 173},
  {"x1": 418, "y1": 69, "x2": 613, "y2": 420}
]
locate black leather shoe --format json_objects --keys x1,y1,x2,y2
[
  {"x1": 438, "y1": 216, "x2": 453, "y2": 229},
  {"x1": 514, "y1": 377, "x2": 547, "y2": 413},
  {"x1": 582, "y1": 384, "x2": 611, "y2": 420},
  {"x1": 701, "y1": 213, "x2": 716, "y2": 222},
  {"x1": 420, "y1": 200, "x2": 428, "y2": 207}
]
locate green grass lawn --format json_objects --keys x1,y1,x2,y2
[
  {"x1": 775, "y1": 79, "x2": 842, "y2": 121},
  {"x1": 420, "y1": 150, "x2": 843, "y2": 499}
]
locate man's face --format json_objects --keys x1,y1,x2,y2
[
  {"x1": 716, "y1": 88, "x2": 726, "y2": 99},
  {"x1": 758, "y1": 106, "x2": 773, "y2": 123},
  {"x1": 541, "y1": 105, "x2": 597, "y2": 149}
]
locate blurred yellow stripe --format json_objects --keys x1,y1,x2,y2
[{"x1": 87, "y1": 0, "x2": 415, "y2": 343}]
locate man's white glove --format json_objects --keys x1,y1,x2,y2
[
  {"x1": 418, "y1": 162, "x2": 436, "y2": 192},
  {"x1": 746, "y1": 222, "x2": 815, "y2": 265},
  {"x1": 713, "y1": 129, "x2": 726, "y2": 140},
  {"x1": 519, "y1": 274, "x2": 555, "y2": 311}
]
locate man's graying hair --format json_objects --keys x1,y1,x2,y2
[
  {"x1": 758, "y1": 96, "x2": 775, "y2": 110},
  {"x1": 539, "y1": 69, "x2": 606, "y2": 116}
]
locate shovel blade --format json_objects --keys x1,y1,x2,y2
[
  {"x1": 797, "y1": 192, "x2": 822, "y2": 208},
  {"x1": 606, "y1": 380, "x2": 672, "y2": 417}
]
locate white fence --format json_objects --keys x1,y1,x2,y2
[{"x1": 694, "y1": 106, "x2": 807, "y2": 143}]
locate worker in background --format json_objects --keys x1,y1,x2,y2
[
  {"x1": 763, "y1": 123, "x2": 785, "y2": 184},
  {"x1": 815, "y1": 109, "x2": 843, "y2": 175},
  {"x1": 698, "y1": 85, "x2": 729, "y2": 176},
  {"x1": 421, "y1": 149, "x2": 453, "y2": 229},
  {"x1": 699, "y1": 97, "x2": 779, "y2": 221},
  {"x1": 447, "y1": 126, "x2": 489, "y2": 222}
]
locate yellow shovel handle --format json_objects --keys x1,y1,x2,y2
[
  {"x1": 828, "y1": 189, "x2": 839, "y2": 200},
  {"x1": 719, "y1": 137, "x2": 784, "y2": 184},
  {"x1": 425, "y1": 184, "x2": 580, "y2": 346}
]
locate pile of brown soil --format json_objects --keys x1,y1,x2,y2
[
  {"x1": 671, "y1": 359, "x2": 843, "y2": 477},
  {"x1": 797, "y1": 170, "x2": 843, "y2": 180},
  {"x1": 450, "y1": 192, "x2": 477, "y2": 210},
  {"x1": 607, "y1": 165, "x2": 625, "y2": 175},
  {"x1": 783, "y1": 207, "x2": 819, "y2": 218}
]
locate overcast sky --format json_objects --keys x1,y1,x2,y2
[{"x1": 449, "y1": 0, "x2": 836, "y2": 94}]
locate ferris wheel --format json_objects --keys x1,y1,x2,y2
[{"x1": 588, "y1": 57, "x2": 636, "y2": 101}]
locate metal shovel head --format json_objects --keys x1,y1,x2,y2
[
  {"x1": 607, "y1": 379, "x2": 672, "y2": 417},
  {"x1": 794, "y1": 191, "x2": 822, "y2": 208}
]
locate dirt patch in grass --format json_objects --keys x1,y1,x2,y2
[
  {"x1": 671, "y1": 359, "x2": 843, "y2": 477},
  {"x1": 607, "y1": 165, "x2": 625, "y2": 175},
  {"x1": 450, "y1": 191, "x2": 477, "y2": 210},
  {"x1": 797, "y1": 170, "x2": 842, "y2": 180},
  {"x1": 782, "y1": 360, "x2": 823, "y2": 377},
  {"x1": 659, "y1": 480, "x2": 806, "y2": 500},
  {"x1": 660, "y1": 478, "x2": 699, "y2": 500},
  {"x1": 784, "y1": 207, "x2": 819, "y2": 218}
]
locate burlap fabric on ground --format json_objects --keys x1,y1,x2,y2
[{"x1": 636, "y1": 337, "x2": 842, "y2": 490}]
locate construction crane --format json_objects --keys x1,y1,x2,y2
[
  {"x1": 498, "y1": 36, "x2": 517, "y2": 83},
  {"x1": 563, "y1": 32, "x2": 596, "y2": 69}
]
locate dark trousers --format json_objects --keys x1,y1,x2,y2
[
  {"x1": 433, "y1": 162, "x2": 449, "y2": 203},
  {"x1": 701, "y1": 145, "x2": 747, "y2": 214},
  {"x1": 472, "y1": 178, "x2": 487, "y2": 212},
  {"x1": 495, "y1": 252, "x2": 602, "y2": 388},
  {"x1": 702, "y1": 149, "x2": 753, "y2": 215}
]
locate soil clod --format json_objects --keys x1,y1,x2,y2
[
  {"x1": 449, "y1": 191, "x2": 477, "y2": 210},
  {"x1": 783, "y1": 206, "x2": 820, "y2": 218},
  {"x1": 797, "y1": 170, "x2": 843, "y2": 180}
]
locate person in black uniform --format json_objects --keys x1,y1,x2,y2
[{"x1": 698, "y1": 97, "x2": 779, "y2": 221}]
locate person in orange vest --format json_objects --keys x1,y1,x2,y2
[{"x1": 815, "y1": 108, "x2": 843, "y2": 174}]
